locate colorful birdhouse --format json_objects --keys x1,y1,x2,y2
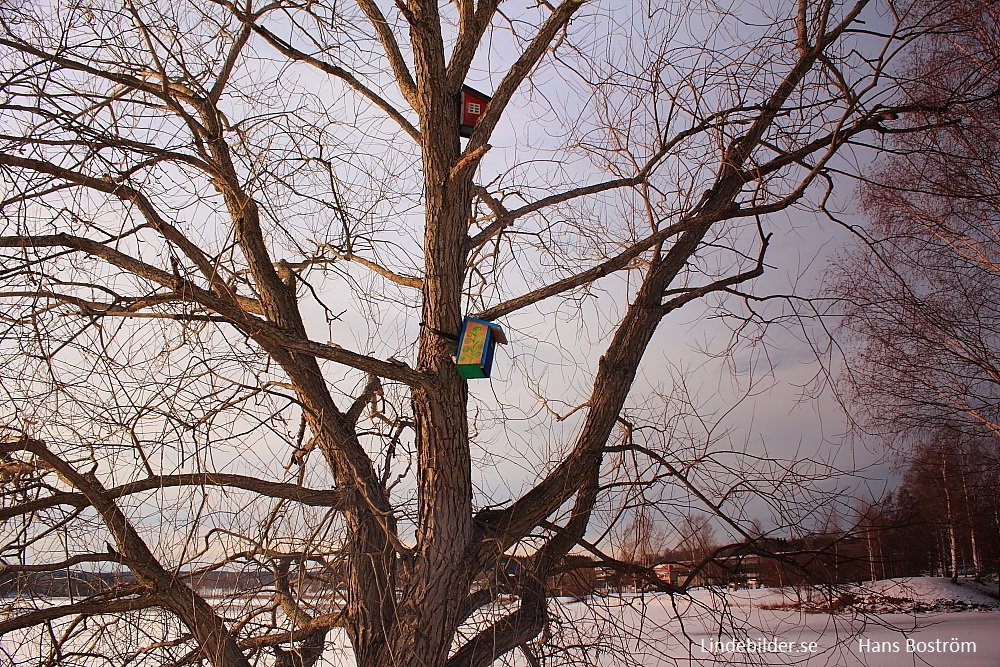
[
  {"x1": 459, "y1": 85, "x2": 491, "y2": 138},
  {"x1": 455, "y1": 317, "x2": 507, "y2": 379}
]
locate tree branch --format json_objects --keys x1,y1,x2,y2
[
  {"x1": 0, "y1": 233, "x2": 429, "y2": 387},
  {"x1": 0, "y1": 468, "x2": 349, "y2": 522},
  {"x1": 463, "y1": 0, "x2": 585, "y2": 149},
  {"x1": 9, "y1": 437, "x2": 252, "y2": 667},
  {"x1": 241, "y1": 18, "x2": 420, "y2": 141},
  {"x1": 660, "y1": 232, "x2": 772, "y2": 314},
  {"x1": 446, "y1": 0, "x2": 502, "y2": 87},
  {"x1": 354, "y1": 0, "x2": 418, "y2": 106},
  {"x1": 475, "y1": 217, "x2": 700, "y2": 321},
  {"x1": 467, "y1": 112, "x2": 727, "y2": 250},
  {"x1": 0, "y1": 592, "x2": 160, "y2": 635},
  {"x1": 445, "y1": 569, "x2": 547, "y2": 667},
  {"x1": 0, "y1": 154, "x2": 234, "y2": 300}
]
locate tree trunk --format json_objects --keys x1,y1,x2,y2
[
  {"x1": 941, "y1": 454, "x2": 959, "y2": 583},
  {"x1": 960, "y1": 465, "x2": 982, "y2": 581},
  {"x1": 993, "y1": 504, "x2": 1000, "y2": 596},
  {"x1": 386, "y1": 27, "x2": 475, "y2": 661}
]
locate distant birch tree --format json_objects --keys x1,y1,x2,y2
[{"x1": 835, "y1": 0, "x2": 1000, "y2": 437}]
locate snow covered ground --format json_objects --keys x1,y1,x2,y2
[
  {"x1": 842, "y1": 577, "x2": 999, "y2": 612},
  {"x1": 2, "y1": 578, "x2": 998, "y2": 666},
  {"x1": 531, "y1": 577, "x2": 1000, "y2": 667}
]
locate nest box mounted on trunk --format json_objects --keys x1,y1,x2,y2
[
  {"x1": 455, "y1": 317, "x2": 507, "y2": 379},
  {"x1": 459, "y1": 85, "x2": 491, "y2": 138}
]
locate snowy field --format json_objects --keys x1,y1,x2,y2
[
  {"x1": 2, "y1": 578, "x2": 998, "y2": 666},
  {"x1": 534, "y1": 578, "x2": 1000, "y2": 667}
]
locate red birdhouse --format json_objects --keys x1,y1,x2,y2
[{"x1": 459, "y1": 85, "x2": 491, "y2": 138}]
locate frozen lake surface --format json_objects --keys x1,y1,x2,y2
[
  {"x1": 3, "y1": 578, "x2": 998, "y2": 666},
  {"x1": 539, "y1": 578, "x2": 1000, "y2": 666},
  {"x1": 546, "y1": 586, "x2": 999, "y2": 666}
]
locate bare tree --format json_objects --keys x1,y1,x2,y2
[
  {"x1": 828, "y1": 0, "x2": 1000, "y2": 589},
  {"x1": 618, "y1": 507, "x2": 666, "y2": 568},
  {"x1": 833, "y1": 0, "x2": 1000, "y2": 438},
  {"x1": 0, "y1": 0, "x2": 947, "y2": 665},
  {"x1": 675, "y1": 513, "x2": 716, "y2": 566},
  {"x1": 891, "y1": 429, "x2": 1000, "y2": 582},
  {"x1": 854, "y1": 496, "x2": 890, "y2": 582}
]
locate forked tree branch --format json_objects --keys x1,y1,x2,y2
[
  {"x1": 475, "y1": 216, "x2": 702, "y2": 321},
  {"x1": 466, "y1": 109, "x2": 737, "y2": 250}
]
